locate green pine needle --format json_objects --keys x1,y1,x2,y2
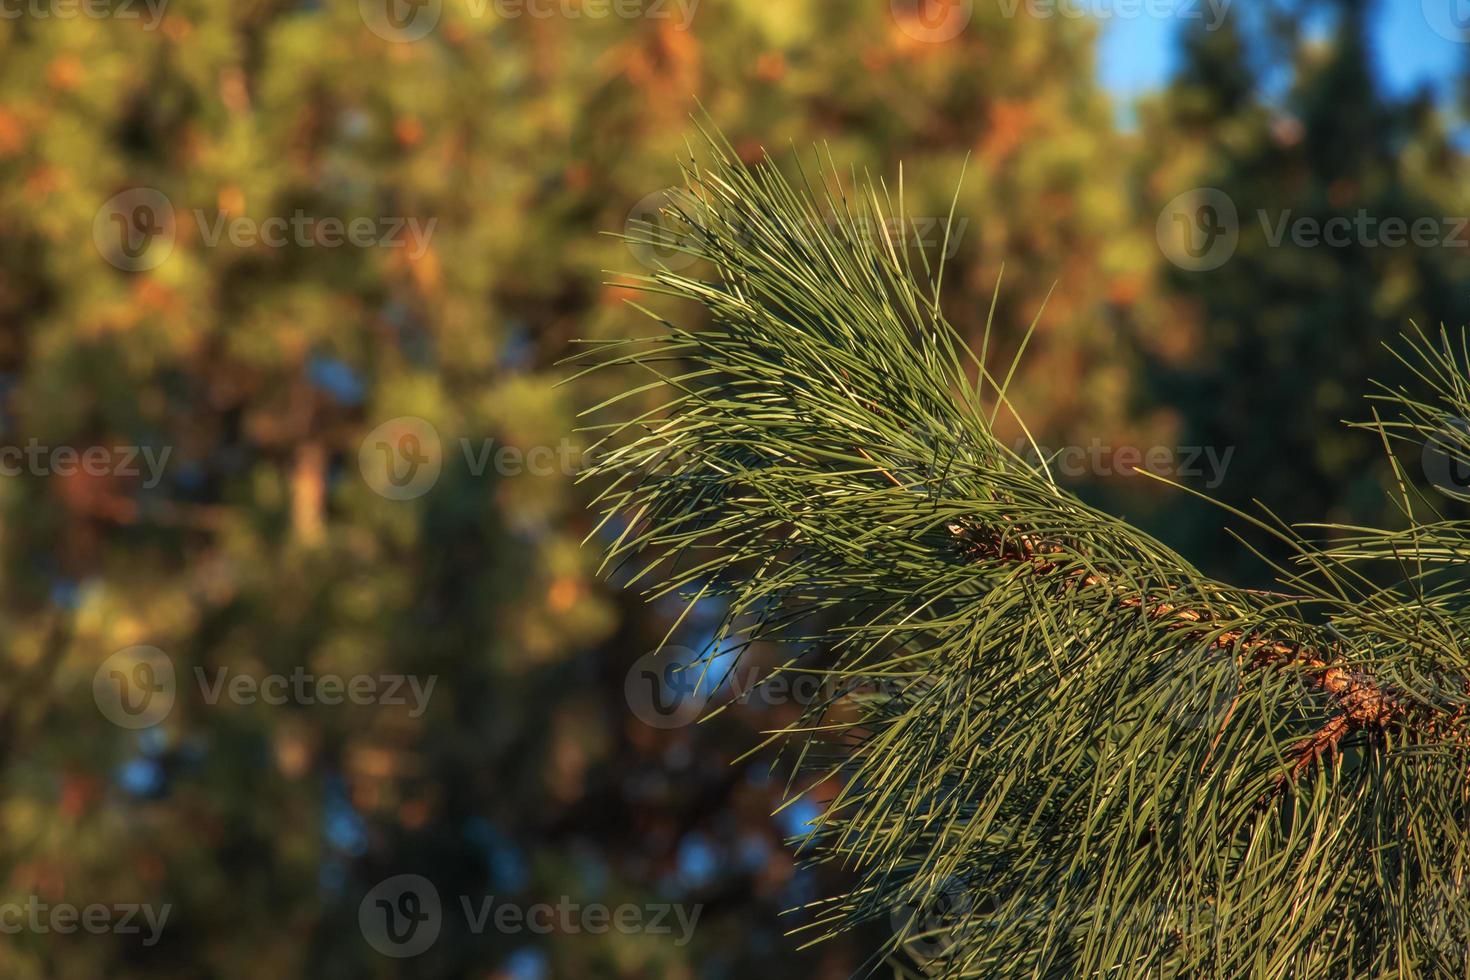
[{"x1": 573, "y1": 128, "x2": 1470, "y2": 978}]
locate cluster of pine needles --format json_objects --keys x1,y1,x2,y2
[{"x1": 569, "y1": 126, "x2": 1470, "y2": 978}]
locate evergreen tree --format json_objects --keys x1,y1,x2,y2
[
  {"x1": 1135, "y1": 1, "x2": 1470, "y2": 583},
  {"x1": 0, "y1": 3, "x2": 1168, "y2": 975}
]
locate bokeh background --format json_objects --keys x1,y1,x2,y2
[{"x1": 3, "y1": 0, "x2": 1470, "y2": 976}]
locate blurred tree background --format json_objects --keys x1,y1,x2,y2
[{"x1": 0, "y1": 0, "x2": 1465, "y2": 976}]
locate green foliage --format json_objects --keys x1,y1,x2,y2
[
  {"x1": 5, "y1": 1, "x2": 1470, "y2": 976},
  {"x1": 1133, "y1": 5, "x2": 1470, "y2": 583},
  {"x1": 2, "y1": 2, "x2": 1167, "y2": 976},
  {"x1": 583, "y1": 133, "x2": 1470, "y2": 978}
]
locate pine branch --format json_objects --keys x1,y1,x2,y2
[
  {"x1": 946, "y1": 515, "x2": 1457, "y2": 791},
  {"x1": 576, "y1": 128, "x2": 1470, "y2": 977}
]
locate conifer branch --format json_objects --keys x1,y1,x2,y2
[
  {"x1": 946, "y1": 515, "x2": 1451, "y2": 792},
  {"x1": 578, "y1": 129, "x2": 1470, "y2": 977}
]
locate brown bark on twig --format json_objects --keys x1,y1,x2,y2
[{"x1": 943, "y1": 517, "x2": 1453, "y2": 793}]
